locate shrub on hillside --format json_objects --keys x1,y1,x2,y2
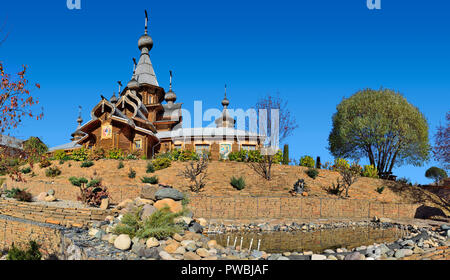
[
  {"x1": 299, "y1": 156, "x2": 315, "y2": 168},
  {"x1": 316, "y1": 156, "x2": 322, "y2": 169},
  {"x1": 305, "y1": 168, "x2": 319, "y2": 179},
  {"x1": 230, "y1": 176, "x2": 246, "y2": 190},
  {"x1": 333, "y1": 158, "x2": 350, "y2": 171},
  {"x1": 88, "y1": 148, "x2": 106, "y2": 161},
  {"x1": 118, "y1": 160, "x2": 124, "y2": 169},
  {"x1": 39, "y1": 158, "x2": 51, "y2": 168},
  {"x1": 128, "y1": 168, "x2": 136, "y2": 179},
  {"x1": 7, "y1": 241, "x2": 41, "y2": 260},
  {"x1": 425, "y1": 167, "x2": 448, "y2": 184},
  {"x1": 141, "y1": 176, "x2": 158, "y2": 184},
  {"x1": 107, "y1": 148, "x2": 124, "y2": 160},
  {"x1": 80, "y1": 161, "x2": 94, "y2": 168},
  {"x1": 45, "y1": 166, "x2": 61, "y2": 177},
  {"x1": 71, "y1": 148, "x2": 90, "y2": 161},
  {"x1": 376, "y1": 186, "x2": 385, "y2": 194},
  {"x1": 20, "y1": 167, "x2": 32, "y2": 174},
  {"x1": 282, "y1": 144, "x2": 289, "y2": 165},
  {"x1": 72, "y1": 177, "x2": 109, "y2": 207},
  {"x1": 69, "y1": 176, "x2": 89, "y2": 187},
  {"x1": 54, "y1": 150, "x2": 68, "y2": 161},
  {"x1": 146, "y1": 162, "x2": 155, "y2": 173},
  {"x1": 362, "y1": 165, "x2": 379, "y2": 178},
  {"x1": 325, "y1": 179, "x2": 344, "y2": 196},
  {"x1": 152, "y1": 157, "x2": 171, "y2": 171},
  {"x1": 5, "y1": 188, "x2": 33, "y2": 202},
  {"x1": 126, "y1": 150, "x2": 141, "y2": 160}
]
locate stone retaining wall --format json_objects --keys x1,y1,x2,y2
[
  {"x1": 0, "y1": 200, "x2": 113, "y2": 228},
  {"x1": 188, "y1": 195, "x2": 420, "y2": 220}
]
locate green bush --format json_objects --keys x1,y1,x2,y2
[
  {"x1": 146, "y1": 162, "x2": 155, "y2": 173},
  {"x1": 80, "y1": 161, "x2": 94, "y2": 168},
  {"x1": 7, "y1": 241, "x2": 42, "y2": 260},
  {"x1": 282, "y1": 144, "x2": 289, "y2": 165},
  {"x1": 20, "y1": 167, "x2": 32, "y2": 174},
  {"x1": 69, "y1": 177, "x2": 88, "y2": 187},
  {"x1": 54, "y1": 150, "x2": 68, "y2": 161},
  {"x1": 316, "y1": 156, "x2": 322, "y2": 169},
  {"x1": 39, "y1": 158, "x2": 52, "y2": 168},
  {"x1": 107, "y1": 148, "x2": 124, "y2": 160},
  {"x1": 376, "y1": 186, "x2": 385, "y2": 194},
  {"x1": 45, "y1": 166, "x2": 61, "y2": 177},
  {"x1": 425, "y1": 167, "x2": 448, "y2": 184},
  {"x1": 118, "y1": 161, "x2": 124, "y2": 169},
  {"x1": 88, "y1": 148, "x2": 106, "y2": 161},
  {"x1": 305, "y1": 168, "x2": 319, "y2": 179},
  {"x1": 113, "y1": 206, "x2": 185, "y2": 239},
  {"x1": 325, "y1": 179, "x2": 344, "y2": 196},
  {"x1": 299, "y1": 156, "x2": 315, "y2": 168},
  {"x1": 141, "y1": 176, "x2": 158, "y2": 184},
  {"x1": 362, "y1": 165, "x2": 379, "y2": 178},
  {"x1": 128, "y1": 168, "x2": 136, "y2": 179},
  {"x1": 151, "y1": 157, "x2": 171, "y2": 171},
  {"x1": 22, "y1": 137, "x2": 48, "y2": 163},
  {"x1": 397, "y1": 177, "x2": 412, "y2": 186},
  {"x1": 86, "y1": 179, "x2": 102, "y2": 189},
  {"x1": 5, "y1": 188, "x2": 32, "y2": 202},
  {"x1": 71, "y1": 148, "x2": 90, "y2": 161},
  {"x1": 333, "y1": 158, "x2": 350, "y2": 171},
  {"x1": 230, "y1": 176, "x2": 246, "y2": 190}
]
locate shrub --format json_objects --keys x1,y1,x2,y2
[
  {"x1": 71, "y1": 147, "x2": 90, "y2": 161},
  {"x1": 152, "y1": 157, "x2": 171, "y2": 171},
  {"x1": 362, "y1": 165, "x2": 379, "y2": 178},
  {"x1": 69, "y1": 176, "x2": 88, "y2": 187},
  {"x1": 20, "y1": 167, "x2": 32, "y2": 174},
  {"x1": 54, "y1": 150, "x2": 68, "y2": 161},
  {"x1": 7, "y1": 241, "x2": 41, "y2": 260},
  {"x1": 80, "y1": 161, "x2": 94, "y2": 168},
  {"x1": 5, "y1": 188, "x2": 33, "y2": 202},
  {"x1": 146, "y1": 162, "x2": 155, "y2": 173},
  {"x1": 333, "y1": 158, "x2": 350, "y2": 171},
  {"x1": 118, "y1": 161, "x2": 124, "y2": 169},
  {"x1": 316, "y1": 156, "x2": 322, "y2": 169},
  {"x1": 325, "y1": 179, "x2": 344, "y2": 196},
  {"x1": 113, "y1": 206, "x2": 185, "y2": 240},
  {"x1": 107, "y1": 148, "x2": 124, "y2": 160},
  {"x1": 299, "y1": 156, "x2": 315, "y2": 168},
  {"x1": 126, "y1": 150, "x2": 141, "y2": 160},
  {"x1": 230, "y1": 176, "x2": 246, "y2": 190},
  {"x1": 5, "y1": 187, "x2": 23, "y2": 198},
  {"x1": 45, "y1": 166, "x2": 61, "y2": 177},
  {"x1": 180, "y1": 157, "x2": 208, "y2": 192},
  {"x1": 181, "y1": 194, "x2": 190, "y2": 207},
  {"x1": 128, "y1": 168, "x2": 136, "y2": 179},
  {"x1": 74, "y1": 178, "x2": 109, "y2": 207},
  {"x1": 39, "y1": 158, "x2": 51, "y2": 168},
  {"x1": 87, "y1": 179, "x2": 102, "y2": 189},
  {"x1": 305, "y1": 168, "x2": 319, "y2": 179},
  {"x1": 376, "y1": 186, "x2": 385, "y2": 194},
  {"x1": 425, "y1": 167, "x2": 448, "y2": 184},
  {"x1": 282, "y1": 144, "x2": 289, "y2": 165},
  {"x1": 141, "y1": 176, "x2": 158, "y2": 184},
  {"x1": 89, "y1": 148, "x2": 106, "y2": 161},
  {"x1": 228, "y1": 150, "x2": 248, "y2": 162},
  {"x1": 22, "y1": 137, "x2": 48, "y2": 163},
  {"x1": 397, "y1": 177, "x2": 412, "y2": 186}
]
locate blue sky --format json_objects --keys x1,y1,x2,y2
[{"x1": 0, "y1": 0, "x2": 448, "y2": 184}]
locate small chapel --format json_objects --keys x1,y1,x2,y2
[{"x1": 50, "y1": 12, "x2": 265, "y2": 160}]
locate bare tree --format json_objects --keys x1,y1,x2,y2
[
  {"x1": 247, "y1": 148, "x2": 275, "y2": 180},
  {"x1": 180, "y1": 156, "x2": 208, "y2": 192}
]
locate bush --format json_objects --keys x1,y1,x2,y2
[
  {"x1": 425, "y1": 167, "x2": 448, "y2": 184},
  {"x1": 362, "y1": 165, "x2": 379, "y2": 178},
  {"x1": 282, "y1": 144, "x2": 289, "y2": 165},
  {"x1": 20, "y1": 167, "x2": 32, "y2": 174},
  {"x1": 141, "y1": 176, "x2": 158, "y2": 184},
  {"x1": 73, "y1": 178, "x2": 108, "y2": 207},
  {"x1": 146, "y1": 162, "x2": 155, "y2": 173},
  {"x1": 22, "y1": 137, "x2": 48, "y2": 163},
  {"x1": 376, "y1": 186, "x2": 385, "y2": 194},
  {"x1": 45, "y1": 166, "x2": 61, "y2": 177},
  {"x1": 71, "y1": 148, "x2": 90, "y2": 161},
  {"x1": 128, "y1": 168, "x2": 136, "y2": 179},
  {"x1": 305, "y1": 168, "x2": 319, "y2": 179},
  {"x1": 89, "y1": 148, "x2": 106, "y2": 161},
  {"x1": 299, "y1": 156, "x2": 315, "y2": 168},
  {"x1": 325, "y1": 179, "x2": 344, "y2": 196},
  {"x1": 113, "y1": 206, "x2": 185, "y2": 240},
  {"x1": 316, "y1": 156, "x2": 322, "y2": 169},
  {"x1": 80, "y1": 161, "x2": 94, "y2": 168},
  {"x1": 118, "y1": 161, "x2": 124, "y2": 169},
  {"x1": 54, "y1": 150, "x2": 68, "y2": 161},
  {"x1": 39, "y1": 158, "x2": 51, "y2": 168},
  {"x1": 5, "y1": 188, "x2": 33, "y2": 202},
  {"x1": 152, "y1": 157, "x2": 171, "y2": 171},
  {"x1": 107, "y1": 148, "x2": 124, "y2": 160},
  {"x1": 126, "y1": 150, "x2": 141, "y2": 160},
  {"x1": 397, "y1": 177, "x2": 412, "y2": 186},
  {"x1": 230, "y1": 176, "x2": 246, "y2": 190},
  {"x1": 333, "y1": 158, "x2": 350, "y2": 171},
  {"x1": 69, "y1": 176, "x2": 88, "y2": 187},
  {"x1": 7, "y1": 241, "x2": 41, "y2": 260}
]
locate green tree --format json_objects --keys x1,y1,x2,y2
[
  {"x1": 282, "y1": 144, "x2": 289, "y2": 165},
  {"x1": 425, "y1": 167, "x2": 447, "y2": 185},
  {"x1": 22, "y1": 136, "x2": 48, "y2": 162},
  {"x1": 328, "y1": 88, "x2": 430, "y2": 175}
]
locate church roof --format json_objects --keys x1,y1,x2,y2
[
  {"x1": 49, "y1": 140, "x2": 82, "y2": 152},
  {"x1": 135, "y1": 51, "x2": 158, "y2": 86},
  {"x1": 0, "y1": 134, "x2": 23, "y2": 150},
  {"x1": 156, "y1": 127, "x2": 265, "y2": 141}
]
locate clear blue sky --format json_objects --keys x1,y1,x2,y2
[{"x1": 0, "y1": 0, "x2": 449, "y2": 184}]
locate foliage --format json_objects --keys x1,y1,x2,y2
[
  {"x1": 128, "y1": 168, "x2": 136, "y2": 179},
  {"x1": 88, "y1": 148, "x2": 106, "y2": 161},
  {"x1": 333, "y1": 158, "x2": 349, "y2": 171},
  {"x1": 5, "y1": 187, "x2": 23, "y2": 198},
  {"x1": 316, "y1": 156, "x2": 322, "y2": 169},
  {"x1": 299, "y1": 155, "x2": 315, "y2": 168},
  {"x1": 141, "y1": 176, "x2": 158, "y2": 184},
  {"x1": 53, "y1": 150, "x2": 68, "y2": 161},
  {"x1": 74, "y1": 178, "x2": 109, "y2": 207},
  {"x1": 5, "y1": 187, "x2": 32, "y2": 202},
  {"x1": 20, "y1": 166, "x2": 31, "y2": 174},
  {"x1": 328, "y1": 88, "x2": 430, "y2": 175},
  {"x1": 180, "y1": 156, "x2": 208, "y2": 192},
  {"x1": 181, "y1": 193, "x2": 190, "y2": 207},
  {"x1": 305, "y1": 168, "x2": 319, "y2": 179},
  {"x1": 117, "y1": 160, "x2": 124, "y2": 169},
  {"x1": 45, "y1": 166, "x2": 61, "y2": 177},
  {"x1": 107, "y1": 148, "x2": 124, "y2": 160},
  {"x1": 146, "y1": 162, "x2": 155, "y2": 173},
  {"x1": 113, "y1": 206, "x2": 185, "y2": 239},
  {"x1": 362, "y1": 165, "x2": 379, "y2": 178},
  {"x1": 425, "y1": 167, "x2": 448, "y2": 184},
  {"x1": 337, "y1": 162, "x2": 362, "y2": 197},
  {"x1": 87, "y1": 178, "x2": 102, "y2": 189},
  {"x1": 325, "y1": 179, "x2": 344, "y2": 196},
  {"x1": 433, "y1": 111, "x2": 449, "y2": 170},
  {"x1": 282, "y1": 144, "x2": 289, "y2": 165},
  {"x1": 22, "y1": 137, "x2": 48, "y2": 162},
  {"x1": 0, "y1": 62, "x2": 43, "y2": 133},
  {"x1": 157, "y1": 149, "x2": 199, "y2": 162},
  {"x1": 80, "y1": 161, "x2": 94, "y2": 168},
  {"x1": 126, "y1": 150, "x2": 141, "y2": 160},
  {"x1": 397, "y1": 177, "x2": 412, "y2": 186},
  {"x1": 7, "y1": 241, "x2": 41, "y2": 260},
  {"x1": 151, "y1": 157, "x2": 171, "y2": 171},
  {"x1": 71, "y1": 147, "x2": 90, "y2": 161},
  {"x1": 376, "y1": 186, "x2": 385, "y2": 194},
  {"x1": 230, "y1": 176, "x2": 246, "y2": 190},
  {"x1": 39, "y1": 158, "x2": 51, "y2": 168},
  {"x1": 68, "y1": 176, "x2": 88, "y2": 187}
]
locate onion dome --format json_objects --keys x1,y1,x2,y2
[
  {"x1": 127, "y1": 77, "x2": 139, "y2": 90},
  {"x1": 165, "y1": 71, "x2": 177, "y2": 104},
  {"x1": 138, "y1": 34, "x2": 153, "y2": 51},
  {"x1": 110, "y1": 92, "x2": 118, "y2": 103}
]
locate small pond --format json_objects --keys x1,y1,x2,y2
[{"x1": 208, "y1": 226, "x2": 406, "y2": 253}]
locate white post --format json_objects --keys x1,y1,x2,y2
[
  {"x1": 240, "y1": 237, "x2": 243, "y2": 251},
  {"x1": 226, "y1": 236, "x2": 230, "y2": 247},
  {"x1": 257, "y1": 239, "x2": 261, "y2": 251},
  {"x1": 233, "y1": 237, "x2": 237, "y2": 248},
  {"x1": 249, "y1": 238, "x2": 254, "y2": 252}
]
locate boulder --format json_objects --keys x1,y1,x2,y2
[
  {"x1": 196, "y1": 248, "x2": 210, "y2": 258},
  {"x1": 144, "y1": 247, "x2": 160, "y2": 259},
  {"x1": 100, "y1": 198, "x2": 109, "y2": 210},
  {"x1": 155, "y1": 188, "x2": 184, "y2": 201},
  {"x1": 114, "y1": 234, "x2": 132, "y2": 251},
  {"x1": 154, "y1": 198, "x2": 182, "y2": 213},
  {"x1": 344, "y1": 252, "x2": 364, "y2": 260},
  {"x1": 394, "y1": 249, "x2": 413, "y2": 259},
  {"x1": 141, "y1": 185, "x2": 159, "y2": 200},
  {"x1": 184, "y1": 251, "x2": 201, "y2": 260},
  {"x1": 44, "y1": 195, "x2": 56, "y2": 202},
  {"x1": 36, "y1": 192, "x2": 48, "y2": 201},
  {"x1": 207, "y1": 240, "x2": 218, "y2": 249},
  {"x1": 189, "y1": 222, "x2": 203, "y2": 234},
  {"x1": 196, "y1": 218, "x2": 208, "y2": 227},
  {"x1": 135, "y1": 197, "x2": 154, "y2": 206},
  {"x1": 141, "y1": 204, "x2": 157, "y2": 220},
  {"x1": 164, "y1": 242, "x2": 180, "y2": 254},
  {"x1": 146, "y1": 237, "x2": 160, "y2": 248},
  {"x1": 311, "y1": 254, "x2": 327, "y2": 260},
  {"x1": 117, "y1": 199, "x2": 133, "y2": 210},
  {"x1": 159, "y1": 251, "x2": 176, "y2": 260}
]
